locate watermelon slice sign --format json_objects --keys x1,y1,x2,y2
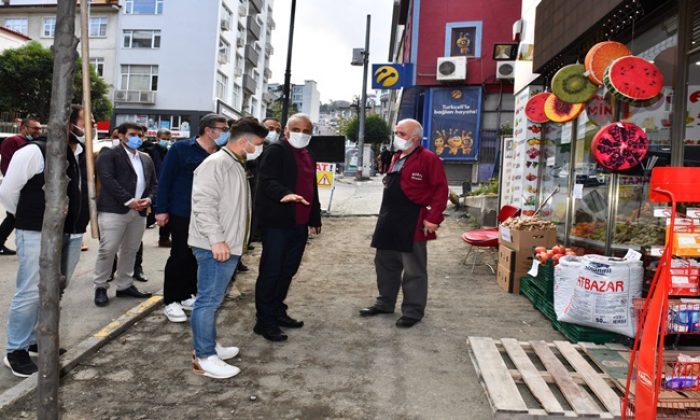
[
  {"x1": 525, "y1": 92, "x2": 551, "y2": 124},
  {"x1": 591, "y1": 122, "x2": 649, "y2": 171},
  {"x1": 603, "y1": 56, "x2": 664, "y2": 102}
]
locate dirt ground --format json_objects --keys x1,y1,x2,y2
[{"x1": 5, "y1": 214, "x2": 563, "y2": 419}]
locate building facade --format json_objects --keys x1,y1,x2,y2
[{"x1": 269, "y1": 79, "x2": 321, "y2": 124}]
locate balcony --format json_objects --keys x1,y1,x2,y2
[
  {"x1": 265, "y1": 42, "x2": 273, "y2": 55},
  {"x1": 245, "y1": 44, "x2": 259, "y2": 65},
  {"x1": 242, "y1": 74, "x2": 256, "y2": 94},
  {"x1": 264, "y1": 68, "x2": 272, "y2": 79},
  {"x1": 266, "y1": 14, "x2": 275, "y2": 29},
  {"x1": 247, "y1": 16, "x2": 261, "y2": 40},
  {"x1": 249, "y1": 0, "x2": 263, "y2": 14},
  {"x1": 113, "y1": 89, "x2": 156, "y2": 104}
]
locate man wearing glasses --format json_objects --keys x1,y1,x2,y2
[
  {"x1": 155, "y1": 114, "x2": 227, "y2": 323},
  {"x1": 0, "y1": 117, "x2": 43, "y2": 256}
]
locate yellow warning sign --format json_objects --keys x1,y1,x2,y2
[{"x1": 316, "y1": 162, "x2": 335, "y2": 189}]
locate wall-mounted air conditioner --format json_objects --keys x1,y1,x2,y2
[
  {"x1": 436, "y1": 56, "x2": 467, "y2": 81},
  {"x1": 496, "y1": 61, "x2": 515, "y2": 80}
]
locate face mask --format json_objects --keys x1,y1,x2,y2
[
  {"x1": 159, "y1": 140, "x2": 170, "y2": 148},
  {"x1": 25, "y1": 134, "x2": 33, "y2": 141},
  {"x1": 246, "y1": 144, "x2": 264, "y2": 161},
  {"x1": 126, "y1": 135, "x2": 143, "y2": 149},
  {"x1": 111, "y1": 139, "x2": 121, "y2": 147},
  {"x1": 215, "y1": 132, "x2": 229, "y2": 146},
  {"x1": 265, "y1": 131, "x2": 279, "y2": 143},
  {"x1": 393, "y1": 135, "x2": 411, "y2": 151},
  {"x1": 288, "y1": 132, "x2": 312, "y2": 149}
]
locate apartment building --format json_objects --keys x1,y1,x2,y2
[
  {"x1": 0, "y1": 0, "x2": 276, "y2": 137},
  {"x1": 269, "y1": 79, "x2": 321, "y2": 123}
]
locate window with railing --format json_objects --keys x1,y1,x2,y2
[
  {"x1": 4, "y1": 18, "x2": 28, "y2": 35},
  {"x1": 123, "y1": 30, "x2": 161, "y2": 48},
  {"x1": 124, "y1": 0, "x2": 164, "y2": 15},
  {"x1": 218, "y1": 38, "x2": 230, "y2": 64},
  {"x1": 42, "y1": 17, "x2": 55, "y2": 38},
  {"x1": 121, "y1": 65, "x2": 159, "y2": 91},
  {"x1": 216, "y1": 72, "x2": 228, "y2": 100},
  {"x1": 89, "y1": 17, "x2": 108, "y2": 38}
]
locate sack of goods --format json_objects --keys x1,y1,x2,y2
[{"x1": 554, "y1": 254, "x2": 644, "y2": 337}]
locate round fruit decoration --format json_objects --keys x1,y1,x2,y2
[
  {"x1": 603, "y1": 56, "x2": 664, "y2": 102},
  {"x1": 551, "y1": 64, "x2": 598, "y2": 104},
  {"x1": 584, "y1": 41, "x2": 631, "y2": 86},
  {"x1": 591, "y1": 122, "x2": 649, "y2": 170},
  {"x1": 525, "y1": 92, "x2": 551, "y2": 123},
  {"x1": 544, "y1": 94, "x2": 584, "y2": 123}
]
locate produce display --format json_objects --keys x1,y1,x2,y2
[
  {"x1": 551, "y1": 63, "x2": 598, "y2": 104},
  {"x1": 544, "y1": 94, "x2": 585, "y2": 123},
  {"x1": 534, "y1": 245, "x2": 585, "y2": 265},
  {"x1": 603, "y1": 55, "x2": 664, "y2": 102},
  {"x1": 525, "y1": 92, "x2": 551, "y2": 123},
  {"x1": 570, "y1": 221, "x2": 665, "y2": 246},
  {"x1": 591, "y1": 121, "x2": 649, "y2": 170},
  {"x1": 584, "y1": 41, "x2": 631, "y2": 86},
  {"x1": 501, "y1": 216, "x2": 556, "y2": 231}
]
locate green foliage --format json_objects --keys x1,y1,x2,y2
[
  {"x1": 266, "y1": 100, "x2": 299, "y2": 120},
  {"x1": 0, "y1": 42, "x2": 112, "y2": 122},
  {"x1": 467, "y1": 178, "x2": 499, "y2": 196},
  {"x1": 342, "y1": 113, "x2": 391, "y2": 145}
]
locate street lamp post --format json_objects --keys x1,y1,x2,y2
[
  {"x1": 281, "y1": 0, "x2": 297, "y2": 127},
  {"x1": 354, "y1": 14, "x2": 371, "y2": 181}
]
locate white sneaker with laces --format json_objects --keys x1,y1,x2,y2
[
  {"x1": 192, "y1": 354, "x2": 240, "y2": 379},
  {"x1": 180, "y1": 295, "x2": 196, "y2": 311},
  {"x1": 215, "y1": 343, "x2": 239, "y2": 360},
  {"x1": 164, "y1": 302, "x2": 187, "y2": 323}
]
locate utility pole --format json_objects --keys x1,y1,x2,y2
[
  {"x1": 356, "y1": 14, "x2": 370, "y2": 181},
  {"x1": 280, "y1": 0, "x2": 297, "y2": 127},
  {"x1": 80, "y1": 0, "x2": 98, "y2": 239}
]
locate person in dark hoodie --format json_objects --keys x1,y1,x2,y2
[{"x1": 0, "y1": 105, "x2": 91, "y2": 377}]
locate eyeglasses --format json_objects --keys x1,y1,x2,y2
[{"x1": 210, "y1": 126, "x2": 228, "y2": 132}]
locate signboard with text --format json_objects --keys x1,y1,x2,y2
[
  {"x1": 424, "y1": 86, "x2": 482, "y2": 161},
  {"x1": 316, "y1": 162, "x2": 336, "y2": 189}
]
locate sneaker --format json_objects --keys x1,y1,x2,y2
[
  {"x1": 0, "y1": 246, "x2": 16, "y2": 256},
  {"x1": 192, "y1": 354, "x2": 240, "y2": 379},
  {"x1": 215, "y1": 343, "x2": 239, "y2": 361},
  {"x1": 27, "y1": 344, "x2": 67, "y2": 357},
  {"x1": 4, "y1": 350, "x2": 37, "y2": 378},
  {"x1": 180, "y1": 295, "x2": 196, "y2": 311},
  {"x1": 164, "y1": 302, "x2": 187, "y2": 323}
]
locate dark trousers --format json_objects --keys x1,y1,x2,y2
[
  {"x1": 0, "y1": 212, "x2": 15, "y2": 246},
  {"x1": 159, "y1": 225, "x2": 171, "y2": 241},
  {"x1": 163, "y1": 214, "x2": 198, "y2": 304},
  {"x1": 255, "y1": 225, "x2": 308, "y2": 329},
  {"x1": 374, "y1": 241, "x2": 428, "y2": 320}
]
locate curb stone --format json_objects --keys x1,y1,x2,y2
[{"x1": 0, "y1": 295, "x2": 163, "y2": 412}]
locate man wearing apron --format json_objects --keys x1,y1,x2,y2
[{"x1": 359, "y1": 119, "x2": 449, "y2": 328}]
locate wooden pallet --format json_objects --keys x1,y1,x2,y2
[{"x1": 467, "y1": 337, "x2": 626, "y2": 419}]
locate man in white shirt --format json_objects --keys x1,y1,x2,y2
[{"x1": 93, "y1": 122, "x2": 157, "y2": 307}]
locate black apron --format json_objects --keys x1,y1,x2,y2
[{"x1": 371, "y1": 169, "x2": 422, "y2": 252}]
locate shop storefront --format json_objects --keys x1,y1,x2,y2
[{"x1": 505, "y1": 0, "x2": 700, "y2": 255}]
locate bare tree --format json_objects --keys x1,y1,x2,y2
[{"x1": 37, "y1": 0, "x2": 78, "y2": 418}]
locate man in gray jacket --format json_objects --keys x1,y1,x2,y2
[{"x1": 188, "y1": 117, "x2": 267, "y2": 379}]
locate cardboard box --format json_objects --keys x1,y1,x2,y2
[
  {"x1": 499, "y1": 225, "x2": 557, "y2": 253},
  {"x1": 496, "y1": 245, "x2": 532, "y2": 295}
]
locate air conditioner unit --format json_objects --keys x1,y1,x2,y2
[
  {"x1": 238, "y1": 4, "x2": 247, "y2": 17},
  {"x1": 221, "y1": 19, "x2": 231, "y2": 31},
  {"x1": 496, "y1": 61, "x2": 515, "y2": 80},
  {"x1": 114, "y1": 90, "x2": 127, "y2": 101},
  {"x1": 236, "y1": 37, "x2": 245, "y2": 47},
  {"x1": 234, "y1": 68, "x2": 243, "y2": 77},
  {"x1": 436, "y1": 56, "x2": 467, "y2": 81}
]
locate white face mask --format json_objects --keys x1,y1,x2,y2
[
  {"x1": 393, "y1": 135, "x2": 411, "y2": 151},
  {"x1": 111, "y1": 139, "x2": 121, "y2": 147},
  {"x1": 246, "y1": 144, "x2": 264, "y2": 161},
  {"x1": 265, "y1": 131, "x2": 279, "y2": 143},
  {"x1": 288, "y1": 132, "x2": 312, "y2": 149}
]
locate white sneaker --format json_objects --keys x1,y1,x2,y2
[
  {"x1": 164, "y1": 302, "x2": 187, "y2": 323},
  {"x1": 192, "y1": 354, "x2": 240, "y2": 379},
  {"x1": 215, "y1": 343, "x2": 239, "y2": 361},
  {"x1": 180, "y1": 295, "x2": 196, "y2": 311}
]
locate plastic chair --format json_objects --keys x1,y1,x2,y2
[{"x1": 461, "y1": 205, "x2": 520, "y2": 273}]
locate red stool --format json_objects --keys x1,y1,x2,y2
[{"x1": 461, "y1": 205, "x2": 520, "y2": 273}]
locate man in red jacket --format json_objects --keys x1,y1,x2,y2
[{"x1": 359, "y1": 118, "x2": 448, "y2": 328}]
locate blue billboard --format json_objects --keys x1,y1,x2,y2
[{"x1": 423, "y1": 86, "x2": 482, "y2": 161}]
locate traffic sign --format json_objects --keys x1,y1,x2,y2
[{"x1": 316, "y1": 162, "x2": 335, "y2": 189}]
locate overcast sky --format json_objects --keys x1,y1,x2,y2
[{"x1": 268, "y1": 0, "x2": 394, "y2": 104}]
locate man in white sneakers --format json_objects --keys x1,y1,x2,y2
[{"x1": 188, "y1": 117, "x2": 267, "y2": 379}]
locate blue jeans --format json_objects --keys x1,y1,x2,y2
[
  {"x1": 191, "y1": 247, "x2": 239, "y2": 358},
  {"x1": 7, "y1": 230, "x2": 83, "y2": 352}
]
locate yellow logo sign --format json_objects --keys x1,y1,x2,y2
[
  {"x1": 316, "y1": 162, "x2": 335, "y2": 189},
  {"x1": 374, "y1": 65, "x2": 400, "y2": 88}
]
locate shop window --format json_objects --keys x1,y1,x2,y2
[
  {"x1": 684, "y1": 51, "x2": 700, "y2": 166},
  {"x1": 89, "y1": 17, "x2": 108, "y2": 38},
  {"x1": 540, "y1": 121, "x2": 574, "y2": 238},
  {"x1": 42, "y1": 17, "x2": 55, "y2": 38},
  {"x1": 124, "y1": 0, "x2": 163, "y2": 15}
]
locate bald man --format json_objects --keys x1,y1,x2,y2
[
  {"x1": 253, "y1": 113, "x2": 322, "y2": 342},
  {"x1": 359, "y1": 119, "x2": 448, "y2": 328}
]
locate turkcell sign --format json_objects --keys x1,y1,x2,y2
[{"x1": 371, "y1": 63, "x2": 413, "y2": 90}]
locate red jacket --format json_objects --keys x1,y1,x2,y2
[
  {"x1": 0, "y1": 135, "x2": 27, "y2": 175},
  {"x1": 389, "y1": 146, "x2": 449, "y2": 241}
]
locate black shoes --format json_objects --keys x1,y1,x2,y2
[
  {"x1": 158, "y1": 238, "x2": 171, "y2": 248},
  {"x1": 94, "y1": 288, "x2": 109, "y2": 307},
  {"x1": 0, "y1": 245, "x2": 16, "y2": 256},
  {"x1": 116, "y1": 286, "x2": 152, "y2": 299},
  {"x1": 4, "y1": 350, "x2": 37, "y2": 378},
  {"x1": 27, "y1": 344, "x2": 67, "y2": 357},
  {"x1": 359, "y1": 306, "x2": 394, "y2": 317},
  {"x1": 133, "y1": 267, "x2": 148, "y2": 282},
  {"x1": 237, "y1": 262, "x2": 249, "y2": 272},
  {"x1": 278, "y1": 314, "x2": 304, "y2": 329},
  {"x1": 253, "y1": 325, "x2": 288, "y2": 342},
  {"x1": 396, "y1": 317, "x2": 420, "y2": 328}
]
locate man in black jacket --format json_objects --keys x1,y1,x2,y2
[
  {"x1": 0, "y1": 105, "x2": 90, "y2": 377},
  {"x1": 253, "y1": 113, "x2": 322, "y2": 342},
  {"x1": 93, "y1": 122, "x2": 156, "y2": 307}
]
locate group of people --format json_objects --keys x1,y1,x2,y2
[{"x1": 0, "y1": 110, "x2": 448, "y2": 381}]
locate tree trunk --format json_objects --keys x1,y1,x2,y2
[{"x1": 37, "y1": 1, "x2": 78, "y2": 418}]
